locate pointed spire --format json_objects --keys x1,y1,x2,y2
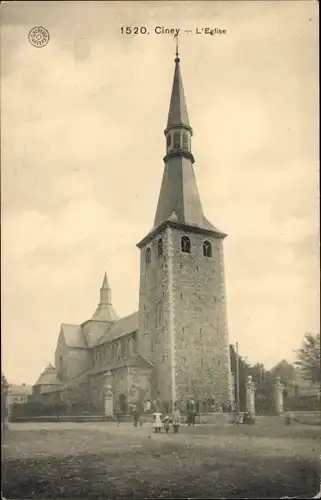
[
  {"x1": 92, "y1": 272, "x2": 119, "y2": 322},
  {"x1": 166, "y1": 42, "x2": 191, "y2": 132},
  {"x1": 149, "y1": 48, "x2": 225, "y2": 237},
  {"x1": 101, "y1": 272, "x2": 109, "y2": 289}
]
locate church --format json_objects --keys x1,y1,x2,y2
[{"x1": 33, "y1": 49, "x2": 233, "y2": 415}]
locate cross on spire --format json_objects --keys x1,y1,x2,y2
[{"x1": 174, "y1": 34, "x2": 180, "y2": 62}]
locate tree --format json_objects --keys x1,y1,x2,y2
[
  {"x1": 270, "y1": 359, "x2": 297, "y2": 383},
  {"x1": 229, "y1": 345, "x2": 251, "y2": 411},
  {"x1": 1, "y1": 373, "x2": 9, "y2": 423},
  {"x1": 294, "y1": 333, "x2": 320, "y2": 383}
]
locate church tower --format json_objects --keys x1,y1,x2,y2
[{"x1": 137, "y1": 48, "x2": 232, "y2": 408}]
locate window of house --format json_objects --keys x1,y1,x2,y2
[
  {"x1": 157, "y1": 238, "x2": 163, "y2": 257},
  {"x1": 121, "y1": 339, "x2": 127, "y2": 358},
  {"x1": 106, "y1": 344, "x2": 112, "y2": 362},
  {"x1": 116, "y1": 341, "x2": 121, "y2": 360},
  {"x1": 166, "y1": 134, "x2": 171, "y2": 148},
  {"x1": 203, "y1": 240, "x2": 212, "y2": 258},
  {"x1": 145, "y1": 247, "x2": 151, "y2": 264},
  {"x1": 173, "y1": 132, "x2": 181, "y2": 149},
  {"x1": 181, "y1": 236, "x2": 191, "y2": 254},
  {"x1": 128, "y1": 336, "x2": 134, "y2": 357},
  {"x1": 182, "y1": 132, "x2": 189, "y2": 150}
]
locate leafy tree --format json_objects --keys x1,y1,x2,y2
[
  {"x1": 294, "y1": 333, "x2": 320, "y2": 383},
  {"x1": 269, "y1": 359, "x2": 297, "y2": 384},
  {"x1": 1, "y1": 373, "x2": 9, "y2": 423},
  {"x1": 230, "y1": 345, "x2": 251, "y2": 410}
]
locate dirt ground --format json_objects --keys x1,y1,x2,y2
[{"x1": 2, "y1": 419, "x2": 321, "y2": 499}]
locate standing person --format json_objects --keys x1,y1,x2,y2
[
  {"x1": 163, "y1": 415, "x2": 170, "y2": 434},
  {"x1": 132, "y1": 405, "x2": 139, "y2": 427},
  {"x1": 153, "y1": 411, "x2": 162, "y2": 433},
  {"x1": 116, "y1": 411, "x2": 121, "y2": 427},
  {"x1": 172, "y1": 406, "x2": 181, "y2": 433}
]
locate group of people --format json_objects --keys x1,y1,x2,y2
[
  {"x1": 153, "y1": 407, "x2": 181, "y2": 433},
  {"x1": 115, "y1": 403, "x2": 197, "y2": 432}
]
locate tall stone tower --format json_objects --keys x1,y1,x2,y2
[{"x1": 137, "y1": 49, "x2": 232, "y2": 408}]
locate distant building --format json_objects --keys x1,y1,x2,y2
[
  {"x1": 33, "y1": 49, "x2": 233, "y2": 414},
  {"x1": 32, "y1": 363, "x2": 62, "y2": 405},
  {"x1": 7, "y1": 383, "x2": 33, "y2": 415}
]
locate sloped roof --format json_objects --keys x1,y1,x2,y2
[
  {"x1": 61, "y1": 323, "x2": 87, "y2": 348},
  {"x1": 95, "y1": 311, "x2": 138, "y2": 346},
  {"x1": 202, "y1": 216, "x2": 224, "y2": 234},
  {"x1": 92, "y1": 304, "x2": 119, "y2": 322},
  {"x1": 166, "y1": 55, "x2": 191, "y2": 130},
  {"x1": 82, "y1": 320, "x2": 110, "y2": 348},
  {"x1": 88, "y1": 353, "x2": 154, "y2": 377},
  {"x1": 34, "y1": 363, "x2": 61, "y2": 387}
]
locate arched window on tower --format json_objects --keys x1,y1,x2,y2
[
  {"x1": 173, "y1": 132, "x2": 181, "y2": 149},
  {"x1": 181, "y1": 236, "x2": 191, "y2": 254},
  {"x1": 203, "y1": 240, "x2": 212, "y2": 258},
  {"x1": 145, "y1": 247, "x2": 151, "y2": 264},
  {"x1": 182, "y1": 132, "x2": 189, "y2": 151},
  {"x1": 166, "y1": 134, "x2": 171, "y2": 149},
  {"x1": 157, "y1": 238, "x2": 163, "y2": 257}
]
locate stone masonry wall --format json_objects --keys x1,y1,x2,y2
[
  {"x1": 137, "y1": 229, "x2": 173, "y2": 402},
  {"x1": 138, "y1": 224, "x2": 232, "y2": 406},
  {"x1": 127, "y1": 367, "x2": 152, "y2": 404},
  {"x1": 170, "y1": 228, "x2": 232, "y2": 405},
  {"x1": 55, "y1": 338, "x2": 91, "y2": 382},
  {"x1": 89, "y1": 366, "x2": 129, "y2": 412}
]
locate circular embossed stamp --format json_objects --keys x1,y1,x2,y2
[{"x1": 28, "y1": 26, "x2": 50, "y2": 48}]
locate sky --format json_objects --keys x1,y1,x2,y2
[{"x1": 1, "y1": 1, "x2": 319, "y2": 385}]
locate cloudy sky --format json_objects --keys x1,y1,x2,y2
[{"x1": 1, "y1": 1, "x2": 319, "y2": 385}]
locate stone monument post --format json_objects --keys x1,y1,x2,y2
[
  {"x1": 245, "y1": 375, "x2": 256, "y2": 418},
  {"x1": 103, "y1": 371, "x2": 114, "y2": 417},
  {"x1": 275, "y1": 376, "x2": 284, "y2": 415}
]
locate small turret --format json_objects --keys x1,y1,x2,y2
[{"x1": 92, "y1": 272, "x2": 119, "y2": 322}]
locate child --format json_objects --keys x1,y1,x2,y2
[
  {"x1": 153, "y1": 412, "x2": 162, "y2": 433},
  {"x1": 172, "y1": 406, "x2": 181, "y2": 433},
  {"x1": 163, "y1": 415, "x2": 171, "y2": 434},
  {"x1": 139, "y1": 415, "x2": 144, "y2": 427}
]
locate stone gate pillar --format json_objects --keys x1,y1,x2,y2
[
  {"x1": 275, "y1": 376, "x2": 284, "y2": 415},
  {"x1": 103, "y1": 371, "x2": 114, "y2": 417},
  {"x1": 245, "y1": 375, "x2": 256, "y2": 416}
]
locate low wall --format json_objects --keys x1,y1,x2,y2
[
  {"x1": 10, "y1": 412, "x2": 234, "y2": 424},
  {"x1": 289, "y1": 411, "x2": 321, "y2": 426}
]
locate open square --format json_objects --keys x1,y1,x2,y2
[{"x1": 2, "y1": 419, "x2": 320, "y2": 499}]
